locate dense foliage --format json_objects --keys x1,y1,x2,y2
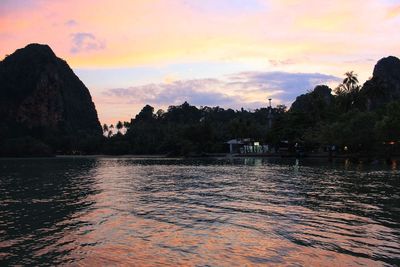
[
  {"x1": 102, "y1": 70, "x2": 400, "y2": 158},
  {"x1": 102, "y1": 103, "x2": 286, "y2": 156}
]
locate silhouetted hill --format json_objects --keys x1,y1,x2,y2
[
  {"x1": 361, "y1": 56, "x2": 400, "y2": 110},
  {"x1": 0, "y1": 43, "x2": 102, "y2": 155},
  {"x1": 290, "y1": 85, "x2": 334, "y2": 113}
]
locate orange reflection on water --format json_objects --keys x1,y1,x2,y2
[
  {"x1": 55, "y1": 207, "x2": 384, "y2": 266},
  {"x1": 33, "y1": 160, "x2": 397, "y2": 266}
]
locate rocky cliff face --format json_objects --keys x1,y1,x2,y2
[
  {"x1": 361, "y1": 56, "x2": 400, "y2": 110},
  {"x1": 0, "y1": 44, "x2": 101, "y2": 147}
]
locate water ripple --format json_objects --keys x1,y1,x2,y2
[{"x1": 0, "y1": 157, "x2": 399, "y2": 266}]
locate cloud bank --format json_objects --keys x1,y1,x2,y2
[{"x1": 102, "y1": 71, "x2": 340, "y2": 113}]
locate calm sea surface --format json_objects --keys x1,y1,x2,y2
[{"x1": 0, "y1": 157, "x2": 399, "y2": 266}]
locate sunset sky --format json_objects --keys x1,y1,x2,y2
[{"x1": 1, "y1": 0, "x2": 399, "y2": 124}]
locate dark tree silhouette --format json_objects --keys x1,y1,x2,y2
[
  {"x1": 335, "y1": 71, "x2": 360, "y2": 95},
  {"x1": 116, "y1": 121, "x2": 123, "y2": 133},
  {"x1": 103, "y1": 124, "x2": 109, "y2": 135}
]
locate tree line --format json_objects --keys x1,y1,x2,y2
[
  {"x1": 99, "y1": 71, "x2": 399, "y2": 158},
  {"x1": 1, "y1": 71, "x2": 399, "y2": 158}
]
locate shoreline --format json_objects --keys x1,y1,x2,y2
[{"x1": 1, "y1": 153, "x2": 398, "y2": 162}]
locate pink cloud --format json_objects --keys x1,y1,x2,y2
[{"x1": 70, "y1": 32, "x2": 105, "y2": 54}]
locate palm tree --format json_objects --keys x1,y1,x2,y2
[
  {"x1": 336, "y1": 71, "x2": 359, "y2": 94},
  {"x1": 123, "y1": 121, "x2": 131, "y2": 131},
  {"x1": 334, "y1": 71, "x2": 361, "y2": 111},
  {"x1": 116, "y1": 121, "x2": 123, "y2": 133},
  {"x1": 346, "y1": 72, "x2": 360, "y2": 108},
  {"x1": 108, "y1": 124, "x2": 114, "y2": 137},
  {"x1": 344, "y1": 71, "x2": 358, "y2": 88},
  {"x1": 103, "y1": 124, "x2": 109, "y2": 135}
]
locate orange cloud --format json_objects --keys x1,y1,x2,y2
[
  {"x1": 1, "y1": 0, "x2": 398, "y2": 70},
  {"x1": 387, "y1": 5, "x2": 400, "y2": 19},
  {"x1": 1, "y1": 0, "x2": 399, "y2": 123}
]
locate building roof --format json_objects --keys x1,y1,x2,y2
[{"x1": 226, "y1": 138, "x2": 252, "y2": 144}]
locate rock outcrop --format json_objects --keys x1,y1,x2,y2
[
  {"x1": 361, "y1": 56, "x2": 400, "y2": 110},
  {"x1": 0, "y1": 43, "x2": 102, "y2": 153}
]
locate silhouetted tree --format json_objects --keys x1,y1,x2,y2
[
  {"x1": 135, "y1": 105, "x2": 155, "y2": 122},
  {"x1": 156, "y1": 109, "x2": 165, "y2": 119},
  {"x1": 335, "y1": 71, "x2": 361, "y2": 112},
  {"x1": 335, "y1": 71, "x2": 360, "y2": 95},
  {"x1": 116, "y1": 121, "x2": 123, "y2": 133},
  {"x1": 103, "y1": 124, "x2": 109, "y2": 135}
]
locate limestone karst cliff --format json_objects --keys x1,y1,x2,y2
[
  {"x1": 361, "y1": 56, "x2": 400, "y2": 110},
  {"x1": 0, "y1": 43, "x2": 101, "y2": 155}
]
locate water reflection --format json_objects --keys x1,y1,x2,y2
[
  {"x1": 0, "y1": 157, "x2": 399, "y2": 266},
  {"x1": 0, "y1": 158, "x2": 99, "y2": 265}
]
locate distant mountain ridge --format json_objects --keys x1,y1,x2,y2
[{"x1": 0, "y1": 43, "x2": 101, "y2": 155}]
